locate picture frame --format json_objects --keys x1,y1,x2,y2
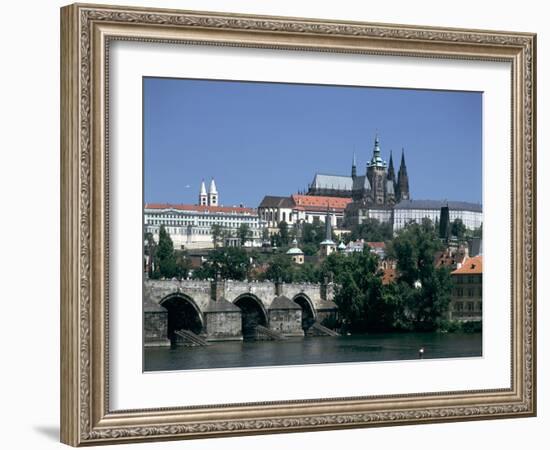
[{"x1": 60, "y1": 2, "x2": 536, "y2": 446}]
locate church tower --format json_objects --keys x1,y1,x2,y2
[
  {"x1": 319, "y1": 207, "x2": 337, "y2": 258},
  {"x1": 351, "y1": 152, "x2": 357, "y2": 179},
  {"x1": 208, "y1": 178, "x2": 218, "y2": 206},
  {"x1": 366, "y1": 135, "x2": 387, "y2": 206},
  {"x1": 199, "y1": 179, "x2": 208, "y2": 206},
  {"x1": 397, "y1": 149, "x2": 410, "y2": 201},
  {"x1": 387, "y1": 150, "x2": 396, "y2": 183}
]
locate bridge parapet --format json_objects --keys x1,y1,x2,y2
[{"x1": 144, "y1": 278, "x2": 335, "y2": 309}]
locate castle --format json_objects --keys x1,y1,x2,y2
[{"x1": 308, "y1": 136, "x2": 410, "y2": 226}]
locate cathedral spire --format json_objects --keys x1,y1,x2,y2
[
  {"x1": 397, "y1": 148, "x2": 410, "y2": 201},
  {"x1": 387, "y1": 150, "x2": 395, "y2": 182},
  {"x1": 351, "y1": 152, "x2": 357, "y2": 178},
  {"x1": 368, "y1": 134, "x2": 386, "y2": 168},
  {"x1": 400, "y1": 147, "x2": 407, "y2": 170}
]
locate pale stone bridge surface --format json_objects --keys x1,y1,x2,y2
[{"x1": 144, "y1": 278, "x2": 338, "y2": 346}]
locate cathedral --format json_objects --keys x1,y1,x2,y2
[{"x1": 307, "y1": 135, "x2": 410, "y2": 226}]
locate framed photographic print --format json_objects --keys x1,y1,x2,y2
[{"x1": 60, "y1": 3, "x2": 536, "y2": 446}]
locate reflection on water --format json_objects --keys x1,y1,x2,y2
[{"x1": 144, "y1": 332, "x2": 482, "y2": 372}]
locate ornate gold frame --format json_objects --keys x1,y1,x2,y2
[{"x1": 60, "y1": 3, "x2": 536, "y2": 446}]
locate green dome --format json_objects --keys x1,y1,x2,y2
[{"x1": 286, "y1": 247, "x2": 304, "y2": 255}]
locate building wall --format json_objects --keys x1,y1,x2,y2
[
  {"x1": 258, "y1": 206, "x2": 294, "y2": 228},
  {"x1": 145, "y1": 208, "x2": 267, "y2": 249},
  {"x1": 449, "y1": 273, "x2": 483, "y2": 321},
  {"x1": 393, "y1": 208, "x2": 483, "y2": 232}
]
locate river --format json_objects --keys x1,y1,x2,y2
[{"x1": 144, "y1": 332, "x2": 482, "y2": 371}]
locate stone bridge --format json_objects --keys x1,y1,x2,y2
[{"x1": 144, "y1": 278, "x2": 338, "y2": 346}]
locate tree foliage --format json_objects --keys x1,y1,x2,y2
[
  {"x1": 346, "y1": 218, "x2": 393, "y2": 243},
  {"x1": 262, "y1": 254, "x2": 320, "y2": 283},
  {"x1": 386, "y1": 219, "x2": 452, "y2": 331},
  {"x1": 324, "y1": 250, "x2": 396, "y2": 332},
  {"x1": 211, "y1": 224, "x2": 223, "y2": 248},
  {"x1": 276, "y1": 221, "x2": 290, "y2": 246},
  {"x1": 301, "y1": 221, "x2": 327, "y2": 246},
  {"x1": 238, "y1": 223, "x2": 251, "y2": 247},
  {"x1": 193, "y1": 247, "x2": 250, "y2": 281},
  {"x1": 451, "y1": 218, "x2": 466, "y2": 240},
  {"x1": 156, "y1": 225, "x2": 177, "y2": 278}
]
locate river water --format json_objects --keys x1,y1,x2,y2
[{"x1": 144, "y1": 332, "x2": 482, "y2": 372}]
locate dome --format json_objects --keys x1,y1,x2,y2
[{"x1": 286, "y1": 247, "x2": 304, "y2": 255}]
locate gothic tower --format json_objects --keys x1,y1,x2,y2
[
  {"x1": 351, "y1": 152, "x2": 357, "y2": 179},
  {"x1": 366, "y1": 135, "x2": 387, "y2": 206},
  {"x1": 199, "y1": 179, "x2": 208, "y2": 206},
  {"x1": 387, "y1": 150, "x2": 396, "y2": 184},
  {"x1": 208, "y1": 178, "x2": 218, "y2": 206},
  {"x1": 397, "y1": 148, "x2": 410, "y2": 201}
]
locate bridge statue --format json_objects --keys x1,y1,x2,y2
[{"x1": 144, "y1": 278, "x2": 339, "y2": 347}]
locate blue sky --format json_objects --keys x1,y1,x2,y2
[{"x1": 144, "y1": 77, "x2": 482, "y2": 207}]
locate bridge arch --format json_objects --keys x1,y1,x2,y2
[
  {"x1": 233, "y1": 293, "x2": 269, "y2": 339},
  {"x1": 292, "y1": 293, "x2": 317, "y2": 331},
  {"x1": 160, "y1": 293, "x2": 204, "y2": 342}
]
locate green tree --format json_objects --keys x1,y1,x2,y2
[
  {"x1": 473, "y1": 223, "x2": 483, "y2": 238},
  {"x1": 211, "y1": 224, "x2": 223, "y2": 248},
  {"x1": 451, "y1": 218, "x2": 466, "y2": 240},
  {"x1": 293, "y1": 262, "x2": 321, "y2": 283},
  {"x1": 347, "y1": 218, "x2": 393, "y2": 243},
  {"x1": 301, "y1": 243, "x2": 319, "y2": 256},
  {"x1": 263, "y1": 253, "x2": 294, "y2": 283},
  {"x1": 238, "y1": 223, "x2": 251, "y2": 247},
  {"x1": 174, "y1": 250, "x2": 191, "y2": 279},
  {"x1": 321, "y1": 250, "x2": 396, "y2": 332},
  {"x1": 387, "y1": 219, "x2": 452, "y2": 331},
  {"x1": 277, "y1": 221, "x2": 290, "y2": 246},
  {"x1": 301, "y1": 221, "x2": 325, "y2": 246},
  {"x1": 144, "y1": 231, "x2": 158, "y2": 278},
  {"x1": 156, "y1": 225, "x2": 177, "y2": 278},
  {"x1": 193, "y1": 247, "x2": 250, "y2": 281}
]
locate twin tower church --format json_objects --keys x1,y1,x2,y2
[{"x1": 198, "y1": 178, "x2": 219, "y2": 207}]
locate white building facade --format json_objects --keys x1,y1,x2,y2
[
  {"x1": 393, "y1": 200, "x2": 482, "y2": 232},
  {"x1": 145, "y1": 204, "x2": 267, "y2": 250},
  {"x1": 257, "y1": 194, "x2": 351, "y2": 232}
]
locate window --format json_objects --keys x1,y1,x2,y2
[
  {"x1": 468, "y1": 288, "x2": 474, "y2": 297},
  {"x1": 467, "y1": 302, "x2": 474, "y2": 311},
  {"x1": 457, "y1": 288, "x2": 464, "y2": 297},
  {"x1": 455, "y1": 302, "x2": 463, "y2": 312}
]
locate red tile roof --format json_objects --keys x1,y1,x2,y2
[
  {"x1": 452, "y1": 256, "x2": 483, "y2": 275},
  {"x1": 145, "y1": 203, "x2": 256, "y2": 215},
  {"x1": 291, "y1": 194, "x2": 352, "y2": 211}
]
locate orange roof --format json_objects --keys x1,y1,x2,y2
[
  {"x1": 145, "y1": 203, "x2": 255, "y2": 215},
  {"x1": 382, "y1": 267, "x2": 397, "y2": 285},
  {"x1": 452, "y1": 256, "x2": 483, "y2": 275},
  {"x1": 291, "y1": 194, "x2": 352, "y2": 211}
]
